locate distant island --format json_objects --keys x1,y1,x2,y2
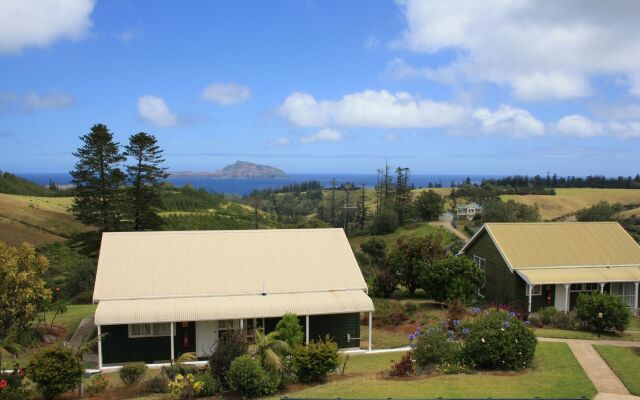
[{"x1": 170, "y1": 161, "x2": 288, "y2": 179}]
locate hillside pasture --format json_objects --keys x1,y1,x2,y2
[
  {"x1": 501, "y1": 188, "x2": 640, "y2": 220},
  {"x1": 350, "y1": 220, "x2": 459, "y2": 251},
  {"x1": 0, "y1": 194, "x2": 86, "y2": 247}
]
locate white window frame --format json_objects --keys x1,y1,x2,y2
[
  {"x1": 128, "y1": 323, "x2": 173, "y2": 338},
  {"x1": 525, "y1": 284, "x2": 542, "y2": 296},
  {"x1": 570, "y1": 283, "x2": 599, "y2": 293},
  {"x1": 610, "y1": 282, "x2": 636, "y2": 308},
  {"x1": 473, "y1": 255, "x2": 486, "y2": 271}
]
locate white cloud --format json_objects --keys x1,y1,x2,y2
[
  {"x1": 0, "y1": 92, "x2": 75, "y2": 112},
  {"x1": 0, "y1": 0, "x2": 95, "y2": 54},
  {"x1": 137, "y1": 95, "x2": 178, "y2": 128},
  {"x1": 556, "y1": 114, "x2": 603, "y2": 138},
  {"x1": 300, "y1": 129, "x2": 343, "y2": 144},
  {"x1": 201, "y1": 82, "x2": 251, "y2": 106},
  {"x1": 384, "y1": 133, "x2": 401, "y2": 142},
  {"x1": 395, "y1": 0, "x2": 640, "y2": 100},
  {"x1": 472, "y1": 105, "x2": 545, "y2": 138},
  {"x1": 268, "y1": 137, "x2": 291, "y2": 146},
  {"x1": 278, "y1": 90, "x2": 466, "y2": 129}
]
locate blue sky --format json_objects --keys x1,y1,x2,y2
[{"x1": 1, "y1": 0, "x2": 640, "y2": 175}]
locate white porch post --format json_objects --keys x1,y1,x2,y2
[
  {"x1": 97, "y1": 325, "x2": 103, "y2": 370},
  {"x1": 564, "y1": 284, "x2": 570, "y2": 312},
  {"x1": 634, "y1": 282, "x2": 639, "y2": 316},
  {"x1": 305, "y1": 315, "x2": 309, "y2": 344},
  {"x1": 368, "y1": 311, "x2": 372, "y2": 352},
  {"x1": 527, "y1": 284, "x2": 533, "y2": 314},
  {"x1": 170, "y1": 322, "x2": 175, "y2": 362},
  {"x1": 599, "y1": 283, "x2": 605, "y2": 293},
  {"x1": 240, "y1": 319, "x2": 243, "y2": 330}
]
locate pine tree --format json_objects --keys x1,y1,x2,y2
[
  {"x1": 124, "y1": 132, "x2": 168, "y2": 231},
  {"x1": 70, "y1": 124, "x2": 126, "y2": 232},
  {"x1": 330, "y1": 178, "x2": 337, "y2": 226}
]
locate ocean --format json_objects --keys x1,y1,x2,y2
[{"x1": 17, "y1": 172, "x2": 501, "y2": 196}]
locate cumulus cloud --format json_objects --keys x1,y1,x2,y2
[
  {"x1": 0, "y1": 0, "x2": 95, "y2": 54},
  {"x1": 395, "y1": 0, "x2": 640, "y2": 100},
  {"x1": 201, "y1": 82, "x2": 251, "y2": 106},
  {"x1": 300, "y1": 129, "x2": 343, "y2": 144},
  {"x1": 555, "y1": 113, "x2": 640, "y2": 139},
  {"x1": 556, "y1": 115, "x2": 603, "y2": 138},
  {"x1": 0, "y1": 92, "x2": 75, "y2": 112},
  {"x1": 472, "y1": 105, "x2": 545, "y2": 138},
  {"x1": 278, "y1": 90, "x2": 466, "y2": 129},
  {"x1": 137, "y1": 95, "x2": 179, "y2": 128}
]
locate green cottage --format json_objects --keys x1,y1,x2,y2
[
  {"x1": 458, "y1": 222, "x2": 640, "y2": 314},
  {"x1": 92, "y1": 228, "x2": 374, "y2": 369}
]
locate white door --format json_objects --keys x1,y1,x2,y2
[{"x1": 195, "y1": 321, "x2": 218, "y2": 357}]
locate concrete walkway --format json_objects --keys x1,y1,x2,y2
[
  {"x1": 69, "y1": 315, "x2": 95, "y2": 348},
  {"x1": 539, "y1": 337, "x2": 639, "y2": 399},
  {"x1": 429, "y1": 220, "x2": 470, "y2": 241}
]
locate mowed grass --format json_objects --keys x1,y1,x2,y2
[
  {"x1": 0, "y1": 193, "x2": 86, "y2": 247},
  {"x1": 502, "y1": 188, "x2": 640, "y2": 220},
  {"x1": 594, "y1": 345, "x2": 640, "y2": 395},
  {"x1": 45, "y1": 304, "x2": 97, "y2": 339},
  {"x1": 360, "y1": 326, "x2": 410, "y2": 350},
  {"x1": 350, "y1": 221, "x2": 458, "y2": 250},
  {"x1": 534, "y1": 327, "x2": 640, "y2": 341},
  {"x1": 272, "y1": 342, "x2": 596, "y2": 399}
]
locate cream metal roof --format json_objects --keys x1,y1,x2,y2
[
  {"x1": 517, "y1": 266, "x2": 640, "y2": 285},
  {"x1": 95, "y1": 290, "x2": 373, "y2": 325},
  {"x1": 460, "y1": 222, "x2": 640, "y2": 270},
  {"x1": 93, "y1": 228, "x2": 373, "y2": 325}
]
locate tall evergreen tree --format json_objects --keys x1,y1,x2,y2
[
  {"x1": 70, "y1": 124, "x2": 126, "y2": 232},
  {"x1": 330, "y1": 178, "x2": 337, "y2": 226},
  {"x1": 124, "y1": 132, "x2": 168, "y2": 231},
  {"x1": 394, "y1": 167, "x2": 412, "y2": 225}
]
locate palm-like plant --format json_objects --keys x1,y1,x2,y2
[{"x1": 247, "y1": 329, "x2": 290, "y2": 371}]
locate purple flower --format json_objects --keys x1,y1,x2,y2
[
  {"x1": 524, "y1": 320, "x2": 531, "y2": 325},
  {"x1": 509, "y1": 311, "x2": 517, "y2": 317},
  {"x1": 428, "y1": 327, "x2": 435, "y2": 333},
  {"x1": 408, "y1": 333, "x2": 416, "y2": 341},
  {"x1": 502, "y1": 321, "x2": 510, "y2": 328},
  {"x1": 453, "y1": 319, "x2": 461, "y2": 326},
  {"x1": 416, "y1": 326, "x2": 422, "y2": 332},
  {"x1": 462, "y1": 328, "x2": 470, "y2": 336},
  {"x1": 447, "y1": 330, "x2": 455, "y2": 336}
]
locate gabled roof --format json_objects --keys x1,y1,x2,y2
[
  {"x1": 457, "y1": 202, "x2": 483, "y2": 210},
  {"x1": 459, "y1": 222, "x2": 640, "y2": 270},
  {"x1": 93, "y1": 228, "x2": 373, "y2": 325}
]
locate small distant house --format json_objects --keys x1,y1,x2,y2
[
  {"x1": 458, "y1": 222, "x2": 640, "y2": 314},
  {"x1": 439, "y1": 211, "x2": 453, "y2": 221},
  {"x1": 456, "y1": 202, "x2": 483, "y2": 220},
  {"x1": 92, "y1": 229, "x2": 374, "y2": 368}
]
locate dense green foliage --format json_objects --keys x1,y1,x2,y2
[
  {"x1": 293, "y1": 337, "x2": 340, "y2": 383},
  {"x1": 369, "y1": 208, "x2": 400, "y2": 234},
  {"x1": 414, "y1": 190, "x2": 445, "y2": 221},
  {"x1": 482, "y1": 199, "x2": 541, "y2": 222},
  {"x1": 462, "y1": 310, "x2": 537, "y2": 370},
  {"x1": 388, "y1": 234, "x2": 446, "y2": 295},
  {"x1": 576, "y1": 201, "x2": 623, "y2": 221},
  {"x1": 209, "y1": 330, "x2": 249, "y2": 387},
  {"x1": 159, "y1": 184, "x2": 225, "y2": 211},
  {"x1": 0, "y1": 171, "x2": 68, "y2": 196},
  {"x1": 227, "y1": 355, "x2": 278, "y2": 398},
  {"x1": 575, "y1": 293, "x2": 629, "y2": 333},
  {"x1": 28, "y1": 346, "x2": 84, "y2": 400},
  {"x1": 275, "y1": 313, "x2": 304, "y2": 347},
  {"x1": 413, "y1": 324, "x2": 457, "y2": 370},
  {"x1": 118, "y1": 362, "x2": 148, "y2": 386},
  {"x1": 421, "y1": 257, "x2": 485, "y2": 303},
  {"x1": 39, "y1": 242, "x2": 95, "y2": 303},
  {"x1": 483, "y1": 174, "x2": 640, "y2": 189}
]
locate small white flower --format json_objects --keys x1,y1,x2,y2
[{"x1": 481, "y1": 338, "x2": 485, "y2": 343}]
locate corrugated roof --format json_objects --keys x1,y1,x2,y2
[
  {"x1": 95, "y1": 290, "x2": 374, "y2": 325},
  {"x1": 93, "y1": 228, "x2": 367, "y2": 301},
  {"x1": 517, "y1": 266, "x2": 640, "y2": 285},
  {"x1": 461, "y1": 222, "x2": 640, "y2": 270}
]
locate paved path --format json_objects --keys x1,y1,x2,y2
[
  {"x1": 69, "y1": 315, "x2": 95, "y2": 348},
  {"x1": 429, "y1": 220, "x2": 470, "y2": 241},
  {"x1": 539, "y1": 337, "x2": 639, "y2": 399}
]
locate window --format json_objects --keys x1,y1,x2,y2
[
  {"x1": 217, "y1": 319, "x2": 235, "y2": 340},
  {"x1": 570, "y1": 283, "x2": 599, "y2": 292},
  {"x1": 610, "y1": 282, "x2": 636, "y2": 308},
  {"x1": 473, "y1": 255, "x2": 486, "y2": 271},
  {"x1": 128, "y1": 323, "x2": 173, "y2": 338},
  {"x1": 525, "y1": 285, "x2": 542, "y2": 296}
]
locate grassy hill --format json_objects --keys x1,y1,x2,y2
[
  {"x1": 501, "y1": 188, "x2": 640, "y2": 220},
  {"x1": 0, "y1": 194, "x2": 86, "y2": 247},
  {"x1": 349, "y1": 220, "x2": 460, "y2": 251}
]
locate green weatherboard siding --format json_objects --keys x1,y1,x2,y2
[
  {"x1": 464, "y1": 231, "x2": 554, "y2": 311},
  {"x1": 266, "y1": 313, "x2": 361, "y2": 348}
]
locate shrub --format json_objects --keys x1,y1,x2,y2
[
  {"x1": 119, "y1": 362, "x2": 148, "y2": 386},
  {"x1": 85, "y1": 373, "x2": 108, "y2": 396},
  {"x1": 446, "y1": 300, "x2": 467, "y2": 327},
  {"x1": 462, "y1": 310, "x2": 537, "y2": 370},
  {"x1": 275, "y1": 313, "x2": 304, "y2": 347},
  {"x1": 167, "y1": 373, "x2": 203, "y2": 400},
  {"x1": 293, "y1": 337, "x2": 340, "y2": 383},
  {"x1": 412, "y1": 324, "x2": 457, "y2": 370},
  {"x1": 389, "y1": 351, "x2": 414, "y2": 376},
  {"x1": 552, "y1": 311, "x2": 575, "y2": 329},
  {"x1": 370, "y1": 208, "x2": 399, "y2": 235},
  {"x1": 196, "y1": 372, "x2": 220, "y2": 396},
  {"x1": 209, "y1": 330, "x2": 249, "y2": 387},
  {"x1": 575, "y1": 293, "x2": 629, "y2": 333},
  {"x1": 227, "y1": 355, "x2": 274, "y2": 398},
  {"x1": 527, "y1": 314, "x2": 544, "y2": 328},
  {"x1": 538, "y1": 306, "x2": 559, "y2": 325},
  {"x1": 371, "y1": 269, "x2": 398, "y2": 298},
  {"x1": 144, "y1": 375, "x2": 169, "y2": 394},
  {"x1": 434, "y1": 360, "x2": 473, "y2": 375},
  {"x1": 372, "y1": 299, "x2": 407, "y2": 327},
  {"x1": 161, "y1": 362, "x2": 198, "y2": 381},
  {"x1": 28, "y1": 346, "x2": 84, "y2": 400},
  {"x1": 0, "y1": 367, "x2": 29, "y2": 400},
  {"x1": 421, "y1": 256, "x2": 484, "y2": 303},
  {"x1": 404, "y1": 301, "x2": 419, "y2": 314}
]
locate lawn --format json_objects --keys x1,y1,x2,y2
[
  {"x1": 534, "y1": 327, "x2": 640, "y2": 341},
  {"x1": 272, "y1": 342, "x2": 596, "y2": 399},
  {"x1": 501, "y1": 188, "x2": 640, "y2": 220},
  {"x1": 360, "y1": 326, "x2": 409, "y2": 349},
  {"x1": 46, "y1": 304, "x2": 97, "y2": 339},
  {"x1": 594, "y1": 345, "x2": 640, "y2": 396}
]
